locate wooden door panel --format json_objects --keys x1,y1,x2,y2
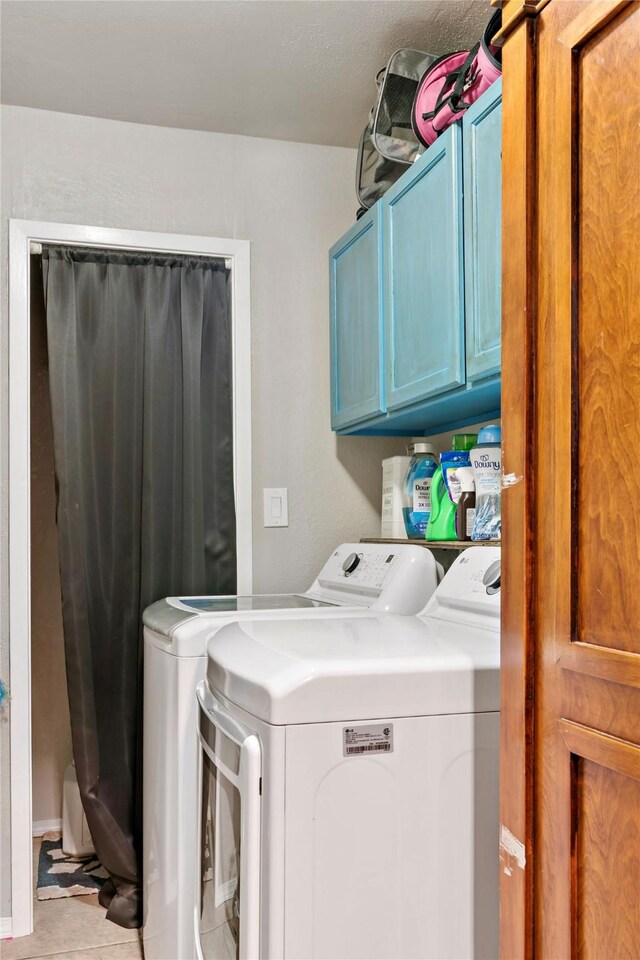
[
  {"x1": 558, "y1": 642, "x2": 640, "y2": 688},
  {"x1": 573, "y1": 3, "x2": 640, "y2": 654},
  {"x1": 562, "y1": 671, "x2": 640, "y2": 744},
  {"x1": 559, "y1": 721, "x2": 640, "y2": 959},
  {"x1": 535, "y1": 2, "x2": 640, "y2": 953},
  {"x1": 501, "y1": 1, "x2": 640, "y2": 957},
  {"x1": 538, "y1": 2, "x2": 640, "y2": 956},
  {"x1": 576, "y1": 759, "x2": 640, "y2": 960}
]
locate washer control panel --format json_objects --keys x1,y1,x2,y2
[
  {"x1": 306, "y1": 542, "x2": 440, "y2": 614},
  {"x1": 324, "y1": 546, "x2": 398, "y2": 592}
]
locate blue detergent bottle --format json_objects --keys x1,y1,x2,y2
[{"x1": 402, "y1": 442, "x2": 438, "y2": 538}]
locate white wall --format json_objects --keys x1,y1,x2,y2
[{"x1": 0, "y1": 105, "x2": 408, "y2": 921}]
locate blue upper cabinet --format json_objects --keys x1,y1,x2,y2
[
  {"x1": 329, "y1": 205, "x2": 384, "y2": 429},
  {"x1": 328, "y1": 83, "x2": 502, "y2": 435},
  {"x1": 463, "y1": 79, "x2": 502, "y2": 382},
  {"x1": 384, "y1": 125, "x2": 465, "y2": 411}
]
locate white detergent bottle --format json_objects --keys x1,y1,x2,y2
[{"x1": 470, "y1": 424, "x2": 502, "y2": 541}]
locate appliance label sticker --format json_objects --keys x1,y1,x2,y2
[{"x1": 343, "y1": 724, "x2": 394, "y2": 756}]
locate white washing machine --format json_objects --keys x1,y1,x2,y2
[
  {"x1": 196, "y1": 547, "x2": 501, "y2": 960},
  {"x1": 143, "y1": 543, "x2": 442, "y2": 960}
]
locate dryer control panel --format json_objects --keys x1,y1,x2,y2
[{"x1": 421, "y1": 546, "x2": 501, "y2": 630}]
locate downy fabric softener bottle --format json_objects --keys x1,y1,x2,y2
[{"x1": 470, "y1": 424, "x2": 502, "y2": 540}]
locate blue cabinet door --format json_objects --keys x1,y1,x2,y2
[
  {"x1": 463, "y1": 80, "x2": 502, "y2": 381},
  {"x1": 383, "y1": 125, "x2": 465, "y2": 412},
  {"x1": 329, "y1": 207, "x2": 384, "y2": 429}
]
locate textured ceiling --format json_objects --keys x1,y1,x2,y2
[{"x1": 0, "y1": 0, "x2": 492, "y2": 147}]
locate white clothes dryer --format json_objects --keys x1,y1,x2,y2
[
  {"x1": 196, "y1": 547, "x2": 501, "y2": 960},
  {"x1": 142, "y1": 543, "x2": 441, "y2": 960}
]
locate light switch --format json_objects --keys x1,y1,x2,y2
[{"x1": 263, "y1": 488, "x2": 288, "y2": 527}]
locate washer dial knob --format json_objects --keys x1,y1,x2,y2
[
  {"x1": 342, "y1": 552, "x2": 361, "y2": 575},
  {"x1": 482, "y1": 559, "x2": 501, "y2": 595}
]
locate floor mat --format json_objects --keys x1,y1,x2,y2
[{"x1": 36, "y1": 831, "x2": 108, "y2": 900}]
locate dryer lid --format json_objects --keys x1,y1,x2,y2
[{"x1": 206, "y1": 613, "x2": 499, "y2": 725}]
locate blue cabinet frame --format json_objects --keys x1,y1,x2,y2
[
  {"x1": 463, "y1": 79, "x2": 502, "y2": 382},
  {"x1": 329, "y1": 205, "x2": 385, "y2": 429},
  {"x1": 384, "y1": 125, "x2": 465, "y2": 411}
]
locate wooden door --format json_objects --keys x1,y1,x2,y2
[
  {"x1": 383, "y1": 125, "x2": 465, "y2": 412},
  {"x1": 501, "y1": 1, "x2": 640, "y2": 957},
  {"x1": 329, "y1": 206, "x2": 384, "y2": 430},
  {"x1": 462, "y1": 80, "x2": 502, "y2": 383}
]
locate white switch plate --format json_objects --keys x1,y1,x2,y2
[{"x1": 263, "y1": 488, "x2": 288, "y2": 527}]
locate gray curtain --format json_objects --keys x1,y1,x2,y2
[{"x1": 42, "y1": 246, "x2": 237, "y2": 928}]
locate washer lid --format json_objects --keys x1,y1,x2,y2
[
  {"x1": 206, "y1": 613, "x2": 500, "y2": 725},
  {"x1": 168, "y1": 594, "x2": 335, "y2": 612},
  {"x1": 143, "y1": 540, "x2": 443, "y2": 647},
  {"x1": 142, "y1": 599, "x2": 373, "y2": 658}
]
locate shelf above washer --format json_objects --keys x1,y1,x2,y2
[{"x1": 360, "y1": 538, "x2": 500, "y2": 550}]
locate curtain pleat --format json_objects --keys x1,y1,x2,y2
[{"x1": 42, "y1": 246, "x2": 236, "y2": 927}]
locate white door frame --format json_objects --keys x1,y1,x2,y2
[{"x1": 8, "y1": 219, "x2": 252, "y2": 938}]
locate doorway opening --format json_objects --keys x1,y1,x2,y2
[{"x1": 8, "y1": 220, "x2": 252, "y2": 940}]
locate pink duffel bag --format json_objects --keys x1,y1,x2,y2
[{"x1": 412, "y1": 10, "x2": 502, "y2": 148}]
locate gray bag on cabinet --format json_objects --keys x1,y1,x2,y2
[{"x1": 356, "y1": 48, "x2": 436, "y2": 214}]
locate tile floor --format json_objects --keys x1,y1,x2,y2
[{"x1": 1, "y1": 841, "x2": 143, "y2": 960}]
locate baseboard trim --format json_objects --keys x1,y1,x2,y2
[
  {"x1": 32, "y1": 818, "x2": 62, "y2": 837},
  {"x1": 0, "y1": 916, "x2": 13, "y2": 939}
]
